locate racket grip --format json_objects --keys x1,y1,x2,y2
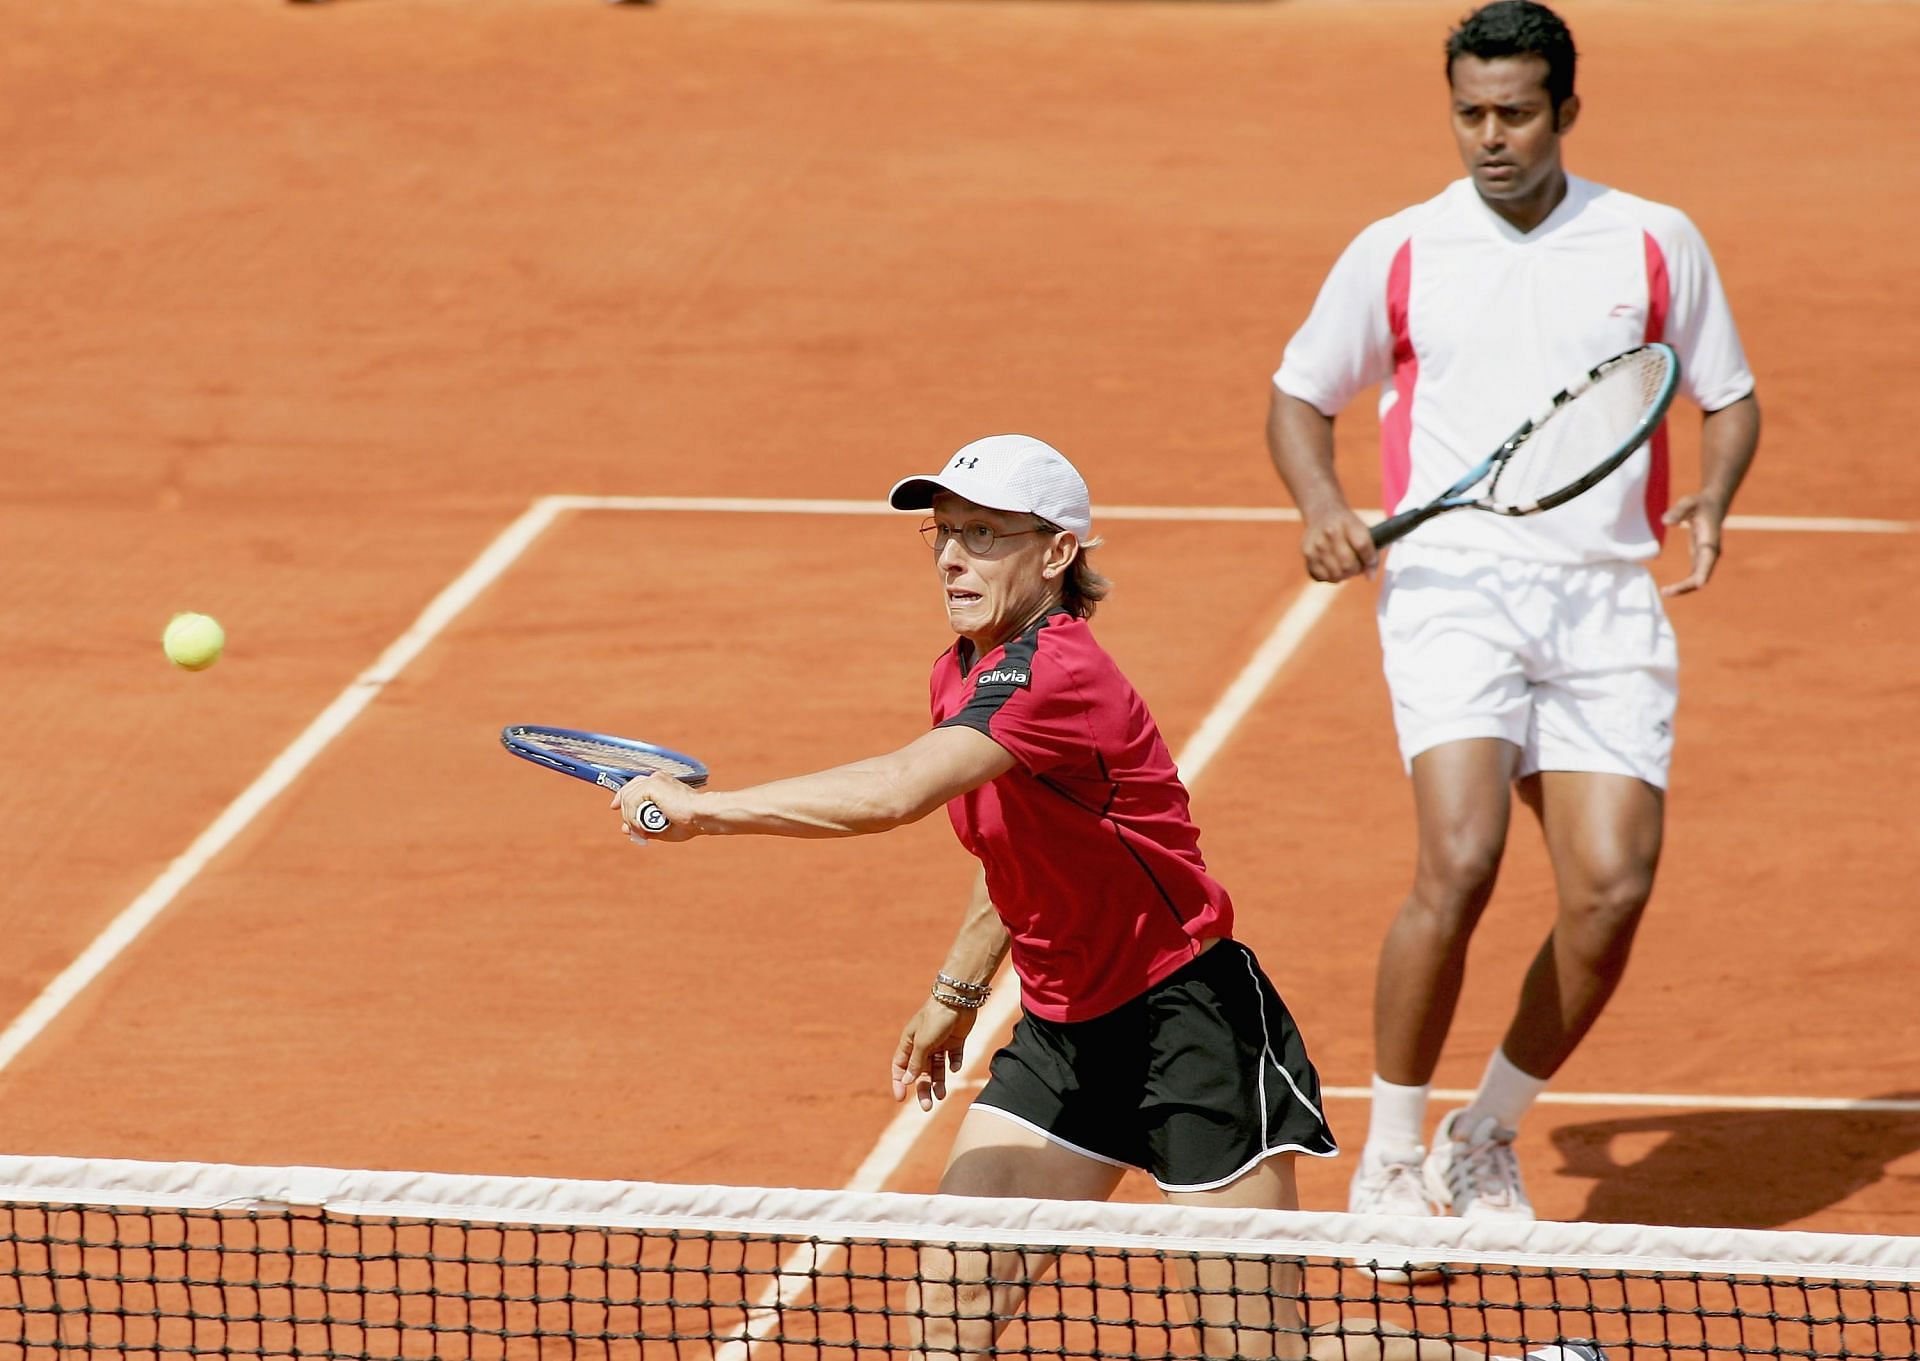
[
  {"x1": 1368, "y1": 503, "x2": 1442, "y2": 549},
  {"x1": 606, "y1": 772, "x2": 671, "y2": 835}
]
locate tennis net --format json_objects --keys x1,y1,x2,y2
[{"x1": 2, "y1": 1155, "x2": 1916, "y2": 1360}]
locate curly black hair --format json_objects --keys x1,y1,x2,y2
[{"x1": 1446, "y1": 1, "x2": 1578, "y2": 109}]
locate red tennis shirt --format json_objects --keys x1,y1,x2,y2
[{"x1": 929, "y1": 609, "x2": 1234, "y2": 1022}]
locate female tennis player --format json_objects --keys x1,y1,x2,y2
[{"x1": 612, "y1": 433, "x2": 1336, "y2": 1360}]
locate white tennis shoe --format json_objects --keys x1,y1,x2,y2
[
  {"x1": 1423, "y1": 1109, "x2": 1535, "y2": 1220},
  {"x1": 1522, "y1": 1344, "x2": 1607, "y2": 1361},
  {"x1": 1347, "y1": 1147, "x2": 1439, "y2": 1281}
]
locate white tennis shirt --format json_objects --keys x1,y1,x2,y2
[{"x1": 1275, "y1": 175, "x2": 1754, "y2": 563}]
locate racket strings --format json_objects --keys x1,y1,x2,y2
[
  {"x1": 534, "y1": 735, "x2": 704, "y2": 781},
  {"x1": 1486, "y1": 348, "x2": 1674, "y2": 512}
]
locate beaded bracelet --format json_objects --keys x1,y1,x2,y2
[
  {"x1": 930, "y1": 988, "x2": 987, "y2": 1011},
  {"x1": 935, "y1": 973, "x2": 992, "y2": 999}
]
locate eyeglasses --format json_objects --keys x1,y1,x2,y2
[{"x1": 919, "y1": 518, "x2": 1053, "y2": 555}]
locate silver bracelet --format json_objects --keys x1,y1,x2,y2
[
  {"x1": 931, "y1": 988, "x2": 987, "y2": 1011},
  {"x1": 935, "y1": 973, "x2": 992, "y2": 998}
]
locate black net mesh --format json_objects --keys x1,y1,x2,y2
[{"x1": 5, "y1": 1195, "x2": 1915, "y2": 1361}]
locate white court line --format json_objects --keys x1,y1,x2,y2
[
  {"x1": 553, "y1": 493, "x2": 1917, "y2": 535},
  {"x1": 1721, "y1": 514, "x2": 1913, "y2": 534},
  {"x1": 1321, "y1": 1087, "x2": 1920, "y2": 1114},
  {"x1": 0, "y1": 497, "x2": 567, "y2": 1079},
  {"x1": 941, "y1": 1079, "x2": 1920, "y2": 1115}
]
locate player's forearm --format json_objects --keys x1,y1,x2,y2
[
  {"x1": 933, "y1": 871, "x2": 1012, "y2": 992},
  {"x1": 1267, "y1": 388, "x2": 1353, "y2": 516},
  {"x1": 682, "y1": 759, "x2": 943, "y2": 838},
  {"x1": 671, "y1": 728, "x2": 1013, "y2": 840},
  {"x1": 1696, "y1": 392, "x2": 1761, "y2": 511}
]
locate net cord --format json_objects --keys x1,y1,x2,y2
[{"x1": 1, "y1": 1156, "x2": 1913, "y2": 1284}]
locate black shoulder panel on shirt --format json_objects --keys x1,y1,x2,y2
[
  {"x1": 939, "y1": 616, "x2": 1051, "y2": 732},
  {"x1": 975, "y1": 619, "x2": 1045, "y2": 691}
]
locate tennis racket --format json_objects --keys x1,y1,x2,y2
[
  {"x1": 1369, "y1": 342, "x2": 1681, "y2": 549},
  {"x1": 500, "y1": 724, "x2": 708, "y2": 835}
]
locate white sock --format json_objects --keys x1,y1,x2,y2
[
  {"x1": 1363, "y1": 1074, "x2": 1430, "y2": 1159},
  {"x1": 1463, "y1": 1048, "x2": 1549, "y2": 1133}
]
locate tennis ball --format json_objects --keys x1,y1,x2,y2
[{"x1": 163, "y1": 612, "x2": 226, "y2": 671}]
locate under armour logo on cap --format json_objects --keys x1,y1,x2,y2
[{"x1": 886, "y1": 435, "x2": 1094, "y2": 541}]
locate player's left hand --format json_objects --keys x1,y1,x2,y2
[
  {"x1": 611, "y1": 775, "x2": 701, "y2": 844},
  {"x1": 1660, "y1": 493, "x2": 1726, "y2": 597},
  {"x1": 890, "y1": 997, "x2": 978, "y2": 1111}
]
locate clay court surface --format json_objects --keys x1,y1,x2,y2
[{"x1": 3, "y1": 0, "x2": 1917, "y2": 1240}]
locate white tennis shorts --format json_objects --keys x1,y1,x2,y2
[{"x1": 1376, "y1": 541, "x2": 1679, "y2": 788}]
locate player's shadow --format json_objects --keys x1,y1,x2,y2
[{"x1": 1548, "y1": 1094, "x2": 1920, "y2": 1228}]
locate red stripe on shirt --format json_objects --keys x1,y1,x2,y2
[
  {"x1": 1642, "y1": 230, "x2": 1672, "y2": 543},
  {"x1": 1382, "y1": 239, "x2": 1418, "y2": 515}
]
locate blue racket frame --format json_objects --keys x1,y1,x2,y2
[{"x1": 500, "y1": 725, "x2": 709, "y2": 793}]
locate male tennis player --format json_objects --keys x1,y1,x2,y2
[
  {"x1": 1266, "y1": 0, "x2": 1760, "y2": 1232},
  {"x1": 616, "y1": 434, "x2": 1336, "y2": 1359}
]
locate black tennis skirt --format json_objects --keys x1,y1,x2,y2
[{"x1": 972, "y1": 939, "x2": 1338, "y2": 1191}]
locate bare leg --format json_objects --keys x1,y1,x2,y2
[
  {"x1": 1163, "y1": 1157, "x2": 1307, "y2": 1360},
  {"x1": 1375, "y1": 739, "x2": 1521, "y2": 1085},
  {"x1": 912, "y1": 1109, "x2": 1125, "y2": 1361},
  {"x1": 1501, "y1": 771, "x2": 1664, "y2": 1078}
]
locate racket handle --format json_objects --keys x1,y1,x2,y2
[
  {"x1": 1369, "y1": 502, "x2": 1446, "y2": 549},
  {"x1": 604, "y1": 771, "x2": 671, "y2": 835}
]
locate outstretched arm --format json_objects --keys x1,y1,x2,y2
[
  {"x1": 612, "y1": 724, "x2": 1016, "y2": 841},
  {"x1": 1268, "y1": 388, "x2": 1379, "y2": 583},
  {"x1": 1662, "y1": 391, "x2": 1761, "y2": 597},
  {"x1": 892, "y1": 870, "x2": 1011, "y2": 1110}
]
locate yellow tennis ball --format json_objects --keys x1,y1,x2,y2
[{"x1": 163, "y1": 612, "x2": 225, "y2": 671}]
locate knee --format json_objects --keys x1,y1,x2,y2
[
  {"x1": 913, "y1": 1250, "x2": 995, "y2": 1315},
  {"x1": 1408, "y1": 829, "x2": 1505, "y2": 923},
  {"x1": 930, "y1": 1279, "x2": 994, "y2": 1320},
  {"x1": 1559, "y1": 867, "x2": 1654, "y2": 954}
]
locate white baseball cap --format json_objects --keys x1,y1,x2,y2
[{"x1": 887, "y1": 434, "x2": 1093, "y2": 541}]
